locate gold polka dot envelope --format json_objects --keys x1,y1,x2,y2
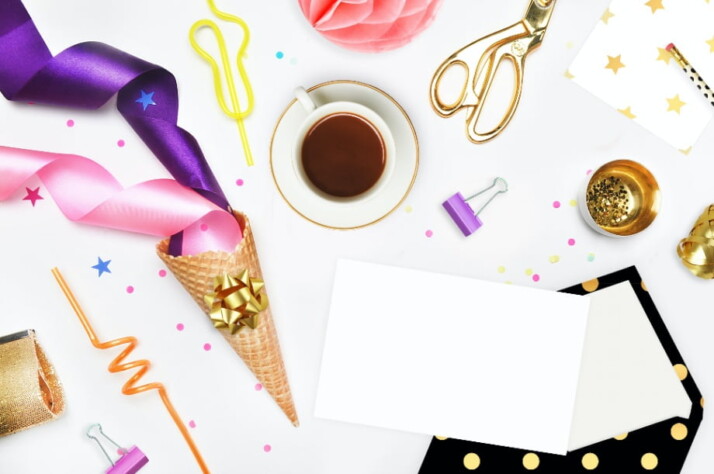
[
  {"x1": 568, "y1": 0, "x2": 714, "y2": 151},
  {"x1": 419, "y1": 267, "x2": 703, "y2": 473}
]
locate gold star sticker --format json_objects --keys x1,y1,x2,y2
[
  {"x1": 680, "y1": 146, "x2": 692, "y2": 155},
  {"x1": 667, "y1": 94, "x2": 686, "y2": 114},
  {"x1": 707, "y1": 36, "x2": 714, "y2": 53},
  {"x1": 618, "y1": 106, "x2": 636, "y2": 119},
  {"x1": 656, "y1": 47, "x2": 672, "y2": 64},
  {"x1": 564, "y1": 69, "x2": 575, "y2": 79},
  {"x1": 605, "y1": 55, "x2": 626, "y2": 74},
  {"x1": 601, "y1": 8, "x2": 615, "y2": 24},
  {"x1": 645, "y1": 0, "x2": 664, "y2": 13}
]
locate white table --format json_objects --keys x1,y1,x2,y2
[{"x1": 0, "y1": 0, "x2": 711, "y2": 472}]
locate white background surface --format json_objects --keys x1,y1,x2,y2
[{"x1": 0, "y1": 0, "x2": 712, "y2": 473}]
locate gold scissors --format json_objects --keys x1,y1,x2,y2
[{"x1": 430, "y1": 0, "x2": 557, "y2": 143}]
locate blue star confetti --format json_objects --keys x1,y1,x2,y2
[
  {"x1": 135, "y1": 90, "x2": 156, "y2": 111},
  {"x1": 91, "y1": 257, "x2": 112, "y2": 277}
]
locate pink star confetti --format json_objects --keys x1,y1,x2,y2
[{"x1": 23, "y1": 186, "x2": 43, "y2": 206}]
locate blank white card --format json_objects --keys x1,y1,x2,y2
[{"x1": 315, "y1": 260, "x2": 591, "y2": 455}]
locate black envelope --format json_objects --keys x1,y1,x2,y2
[{"x1": 418, "y1": 267, "x2": 703, "y2": 473}]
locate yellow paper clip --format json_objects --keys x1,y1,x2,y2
[{"x1": 189, "y1": 0, "x2": 255, "y2": 166}]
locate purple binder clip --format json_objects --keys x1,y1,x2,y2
[
  {"x1": 87, "y1": 424, "x2": 149, "y2": 474},
  {"x1": 443, "y1": 178, "x2": 508, "y2": 236}
]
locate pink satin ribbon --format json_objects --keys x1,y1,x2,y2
[{"x1": 0, "y1": 146, "x2": 242, "y2": 254}]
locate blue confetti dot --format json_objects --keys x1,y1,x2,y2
[{"x1": 276, "y1": 51, "x2": 284, "y2": 59}]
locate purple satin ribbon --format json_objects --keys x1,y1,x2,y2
[{"x1": 0, "y1": 0, "x2": 230, "y2": 256}]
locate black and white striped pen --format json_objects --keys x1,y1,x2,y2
[{"x1": 666, "y1": 43, "x2": 714, "y2": 108}]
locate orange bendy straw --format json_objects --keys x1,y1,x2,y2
[{"x1": 51, "y1": 268, "x2": 210, "y2": 474}]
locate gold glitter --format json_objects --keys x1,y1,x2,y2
[{"x1": 586, "y1": 176, "x2": 633, "y2": 227}]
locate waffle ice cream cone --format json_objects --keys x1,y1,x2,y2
[{"x1": 157, "y1": 212, "x2": 298, "y2": 426}]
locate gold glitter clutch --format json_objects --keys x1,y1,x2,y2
[{"x1": 0, "y1": 330, "x2": 65, "y2": 437}]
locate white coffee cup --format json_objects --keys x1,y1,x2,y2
[{"x1": 292, "y1": 86, "x2": 395, "y2": 203}]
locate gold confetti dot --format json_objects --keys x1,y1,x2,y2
[
  {"x1": 701, "y1": 397, "x2": 705, "y2": 408},
  {"x1": 569, "y1": 199, "x2": 577, "y2": 207},
  {"x1": 435, "y1": 436, "x2": 447, "y2": 440},
  {"x1": 641, "y1": 281, "x2": 648, "y2": 291},
  {"x1": 641, "y1": 453, "x2": 658, "y2": 470},
  {"x1": 525, "y1": 268, "x2": 533, "y2": 276},
  {"x1": 614, "y1": 432, "x2": 628, "y2": 440},
  {"x1": 497, "y1": 266, "x2": 506, "y2": 274},
  {"x1": 549, "y1": 255, "x2": 560, "y2": 264},
  {"x1": 671, "y1": 423, "x2": 688, "y2": 440},
  {"x1": 463, "y1": 453, "x2": 481, "y2": 470},
  {"x1": 582, "y1": 279, "x2": 599, "y2": 292},
  {"x1": 523, "y1": 453, "x2": 540, "y2": 470},
  {"x1": 404, "y1": 205, "x2": 413, "y2": 213},
  {"x1": 582, "y1": 453, "x2": 599, "y2": 470},
  {"x1": 674, "y1": 364, "x2": 688, "y2": 380}
]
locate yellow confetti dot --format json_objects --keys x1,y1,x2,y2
[
  {"x1": 463, "y1": 453, "x2": 481, "y2": 470},
  {"x1": 614, "y1": 432, "x2": 628, "y2": 440},
  {"x1": 641, "y1": 281, "x2": 648, "y2": 292},
  {"x1": 582, "y1": 453, "x2": 599, "y2": 470},
  {"x1": 549, "y1": 255, "x2": 560, "y2": 264},
  {"x1": 525, "y1": 268, "x2": 533, "y2": 276},
  {"x1": 674, "y1": 364, "x2": 688, "y2": 380},
  {"x1": 582, "y1": 279, "x2": 599, "y2": 292},
  {"x1": 671, "y1": 423, "x2": 688, "y2": 440},
  {"x1": 566, "y1": 41, "x2": 574, "y2": 48},
  {"x1": 404, "y1": 205, "x2": 413, "y2": 213},
  {"x1": 435, "y1": 436, "x2": 447, "y2": 440},
  {"x1": 497, "y1": 266, "x2": 506, "y2": 274},
  {"x1": 523, "y1": 453, "x2": 540, "y2": 470},
  {"x1": 564, "y1": 69, "x2": 575, "y2": 79},
  {"x1": 641, "y1": 453, "x2": 658, "y2": 470},
  {"x1": 505, "y1": 281, "x2": 513, "y2": 285},
  {"x1": 569, "y1": 199, "x2": 577, "y2": 207}
]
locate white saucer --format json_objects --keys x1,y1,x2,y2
[{"x1": 270, "y1": 80, "x2": 419, "y2": 229}]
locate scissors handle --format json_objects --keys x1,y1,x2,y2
[
  {"x1": 466, "y1": 42, "x2": 526, "y2": 143},
  {"x1": 430, "y1": 21, "x2": 532, "y2": 143}
]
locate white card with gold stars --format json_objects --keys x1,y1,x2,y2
[{"x1": 569, "y1": 0, "x2": 714, "y2": 151}]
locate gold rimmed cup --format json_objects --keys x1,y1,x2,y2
[{"x1": 578, "y1": 160, "x2": 661, "y2": 237}]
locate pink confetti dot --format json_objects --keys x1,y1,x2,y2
[
  {"x1": 126, "y1": 285, "x2": 134, "y2": 294},
  {"x1": 176, "y1": 323, "x2": 184, "y2": 331},
  {"x1": 66, "y1": 119, "x2": 75, "y2": 127},
  {"x1": 552, "y1": 201, "x2": 561, "y2": 209},
  {"x1": 188, "y1": 420, "x2": 196, "y2": 428},
  {"x1": 586, "y1": 169, "x2": 593, "y2": 175},
  {"x1": 158, "y1": 269, "x2": 167, "y2": 277},
  {"x1": 254, "y1": 383, "x2": 263, "y2": 391},
  {"x1": 117, "y1": 139, "x2": 125, "y2": 147},
  {"x1": 532, "y1": 274, "x2": 540, "y2": 282},
  {"x1": 568, "y1": 238, "x2": 576, "y2": 246},
  {"x1": 425, "y1": 230, "x2": 433, "y2": 238},
  {"x1": 203, "y1": 343, "x2": 212, "y2": 351},
  {"x1": 236, "y1": 179, "x2": 244, "y2": 186},
  {"x1": 263, "y1": 444, "x2": 272, "y2": 453},
  {"x1": 200, "y1": 223, "x2": 209, "y2": 232}
]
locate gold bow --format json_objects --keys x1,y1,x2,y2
[
  {"x1": 204, "y1": 270, "x2": 268, "y2": 334},
  {"x1": 677, "y1": 205, "x2": 714, "y2": 279}
]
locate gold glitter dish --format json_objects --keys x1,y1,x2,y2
[{"x1": 579, "y1": 160, "x2": 660, "y2": 237}]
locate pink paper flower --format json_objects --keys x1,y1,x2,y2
[{"x1": 299, "y1": 0, "x2": 444, "y2": 53}]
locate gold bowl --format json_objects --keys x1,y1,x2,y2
[{"x1": 579, "y1": 160, "x2": 660, "y2": 237}]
